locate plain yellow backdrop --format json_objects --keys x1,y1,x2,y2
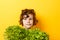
[{"x1": 0, "y1": 0, "x2": 60, "y2": 40}]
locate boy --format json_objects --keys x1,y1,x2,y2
[{"x1": 19, "y1": 9, "x2": 38, "y2": 29}]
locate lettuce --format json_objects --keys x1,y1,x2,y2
[{"x1": 4, "y1": 25, "x2": 49, "y2": 40}]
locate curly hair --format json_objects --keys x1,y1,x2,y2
[{"x1": 19, "y1": 9, "x2": 38, "y2": 26}]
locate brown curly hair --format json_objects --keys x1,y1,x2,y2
[{"x1": 19, "y1": 9, "x2": 38, "y2": 26}]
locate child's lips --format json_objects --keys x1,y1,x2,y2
[{"x1": 26, "y1": 24, "x2": 31, "y2": 25}]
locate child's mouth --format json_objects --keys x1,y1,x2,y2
[{"x1": 26, "y1": 24, "x2": 31, "y2": 25}]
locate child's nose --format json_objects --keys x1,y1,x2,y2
[{"x1": 27, "y1": 19, "x2": 30, "y2": 23}]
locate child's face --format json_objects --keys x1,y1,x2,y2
[{"x1": 22, "y1": 14, "x2": 33, "y2": 29}]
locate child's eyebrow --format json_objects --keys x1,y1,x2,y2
[
  {"x1": 23, "y1": 16, "x2": 28, "y2": 19},
  {"x1": 23, "y1": 17, "x2": 27, "y2": 18}
]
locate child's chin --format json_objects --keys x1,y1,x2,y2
[{"x1": 26, "y1": 26, "x2": 31, "y2": 29}]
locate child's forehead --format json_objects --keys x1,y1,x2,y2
[{"x1": 23, "y1": 14, "x2": 33, "y2": 18}]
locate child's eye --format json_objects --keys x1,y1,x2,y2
[
  {"x1": 29, "y1": 18, "x2": 33, "y2": 20},
  {"x1": 23, "y1": 18, "x2": 26, "y2": 20}
]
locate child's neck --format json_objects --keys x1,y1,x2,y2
[{"x1": 23, "y1": 26, "x2": 31, "y2": 30}]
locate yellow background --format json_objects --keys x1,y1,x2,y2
[{"x1": 0, "y1": 0, "x2": 60, "y2": 40}]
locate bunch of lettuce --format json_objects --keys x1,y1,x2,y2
[{"x1": 4, "y1": 25, "x2": 49, "y2": 40}]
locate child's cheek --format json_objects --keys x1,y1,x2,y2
[
  {"x1": 23, "y1": 20, "x2": 26, "y2": 25},
  {"x1": 30, "y1": 20, "x2": 33, "y2": 25}
]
